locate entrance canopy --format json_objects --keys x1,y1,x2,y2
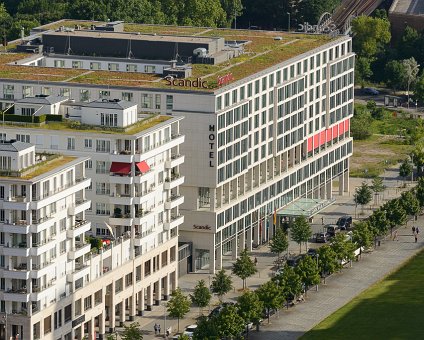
[{"x1": 276, "y1": 197, "x2": 335, "y2": 218}]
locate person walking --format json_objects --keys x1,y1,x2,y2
[
  {"x1": 154, "y1": 323, "x2": 158, "y2": 335},
  {"x1": 412, "y1": 226, "x2": 416, "y2": 234},
  {"x1": 416, "y1": 227, "x2": 420, "y2": 235},
  {"x1": 254, "y1": 257, "x2": 258, "y2": 266},
  {"x1": 393, "y1": 230, "x2": 398, "y2": 241},
  {"x1": 158, "y1": 324, "x2": 161, "y2": 334},
  {"x1": 415, "y1": 233, "x2": 418, "y2": 243}
]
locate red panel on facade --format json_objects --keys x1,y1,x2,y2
[
  {"x1": 345, "y1": 119, "x2": 350, "y2": 131},
  {"x1": 332, "y1": 125, "x2": 338, "y2": 139},
  {"x1": 136, "y1": 161, "x2": 150, "y2": 174},
  {"x1": 339, "y1": 121, "x2": 345, "y2": 135},
  {"x1": 320, "y1": 131, "x2": 326, "y2": 145},
  {"x1": 313, "y1": 134, "x2": 319, "y2": 149},
  {"x1": 326, "y1": 129, "x2": 332, "y2": 142},
  {"x1": 110, "y1": 162, "x2": 131, "y2": 174},
  {"x1": 307, "y1": 137, "x2": 313, "y2": 152}
]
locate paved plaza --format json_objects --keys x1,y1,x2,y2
[{"x1": 115, "y1": 168, "x2": 424, "y2": 339}]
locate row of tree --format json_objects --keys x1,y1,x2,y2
[{"x1": 0, "y1": 0, "x2": 342, "y2": 42}]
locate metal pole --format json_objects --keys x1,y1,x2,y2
[{"x1": 316, "y1": 255, "x2": 319, "y2": 291}]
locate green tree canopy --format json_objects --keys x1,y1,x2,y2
[
  {"x1": 274, "y1": 265, "x2": 303, "y2": 304},
  {"x1": 167, "y1": 288, "x2": 191, "y2": 332},
  {"x1": 385, "y1": 60, "x2": 405, "y2": 93},
  {"x1": 232, "y1": 249, "x2": 257, "y2": 289},
  {"x1": 290, "y1": 216, "x2": 313, "y2": 253},
  {"x1": 351, "y1": 107, "x2": 373, "y2": 140},
  {"x1": 317, "y1": 245, "x2": 340, "y2": 283},
  {"x1": 237, "y1": 290, "x2": 263, "y2": 325},
  {"x1": 416, "y1": 177, "x2": 424, "y2": 207},
  {"x1": 400, "y1": 191, "x2": 420, "y2": 217},
  {"x1": 269, "y1": 227, "x2": 289, "y2": 259},
  {"x1": 330, "y1": 233, "x2": 356, "y2": 265},
  {"x1": 295, "y1": 255, "x2": 320, "y2": 295},
  {"x1": 352, "y1": 221, "x2": 374, "y2": 250},
  {"x1": 256, "y1": 280, "x2": 285, "y2": 323},
  {"x1": 414, "y1": 72, "x2": 424, "y2": 103},
  {"x1": 211, "y1": 269, "x2": 233, "y2": 302},
  {"x1": 400, "y1": 159, "x2": 413, "y2": 180},
  {"x1": 354, "y1": 181, "x2": 373, "y2": 210},
  {"x1": 190, "y1": 279, "x2": 212, "y2": 315},
  {"x1": 368, "y1": 208, "x2": 389, "y2": 236},
  {"x1": 122, "y1": 322, "x2": 143, "y2": 340},
  {"x1": 383, "y1": 199, "x2": 407, "y2": 231},
  {"x1": 216, "y1": 305, "x2": 246, "y2": 338},
  {"x1": 193, "y1": 315, "x2": 220, "y2": 340}
]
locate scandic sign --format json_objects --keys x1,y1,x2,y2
[{"x1": 164, "y1": 73, "x2": 234, "y2": 88}]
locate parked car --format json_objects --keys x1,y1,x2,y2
[
  {"x1": 362, "y1": 87, "x2": 379, "y2": 95},
  {"x1": 337, "y1": 215, "x2": 352, "y2": 230},
  {"x1": 315, "y1": 232, "x2": 330, "y2": 243},
  {"x1": 307, "y1": 248, "x2": 318, "y2": 256},
  {"x1": 326, "y1": 224, "x2": 340, "y2": 237},
  {"x1": 208, "y1": 301, "x2": 236, "y2": 318},
  {"x1": 286, "y1": 254, "x2": 305, "y2": 267},
  {"x1": 183, "y1": 325, "x2": 197, "y2": 338}
]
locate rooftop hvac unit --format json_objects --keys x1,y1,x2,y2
[{"x1": 193, "y1": 48, "x2": 207, "y2": 57}]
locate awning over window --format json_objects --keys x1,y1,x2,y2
[
  {"x1": 307, "y1": 137, "x2": 313, "y2": 152},
  {"x1": 136, "y1": 161, "x2": 150, "y2": 174},
  {"x1": 110, "y1": 162, "x2": 131, "y2": 174}
]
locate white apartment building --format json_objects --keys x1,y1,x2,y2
[
  {"x1": 0, "y1": 21, "x2": 353, "y2": 276},
  {"x1": 1, "y1": 102, "x2": 185, "y2": 339}
]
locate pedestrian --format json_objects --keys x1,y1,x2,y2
[
  {"x1": 158, "y1": 324, "x2": 161, "y2": 334},
  {"x1": 321, "y1": 217, "x2": 324, "y2": 225},
  {"x1": 416, "y1": 227, "x2": 420, "y2": 234},
  {"x1": 154, "y1": 323, "x2": 158, "y2": 335},
  {"x1": 393, "y1": 230, "x2": 398, "y2": 241},
  {"x1": 415, "y1": 233, "x2": 418, "y2": 243},
  {"x1": 254, "y1": 257, "x2": 258, "y2": 266},
  {"x1": 412, "y1": 226, "x2": 416, "y2": 234}
]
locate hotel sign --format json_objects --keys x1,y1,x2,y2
[
  {"x1": 193, "y1": 224, "x2": 211, "y2": 230},
  {"x1": 165, "y1": 76, "x2": 208, "y2": 89},
  {"x1": 217, "y1": 73, "x2": 234, "y2": 86}
]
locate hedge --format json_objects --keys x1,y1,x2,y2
[
  {"x1": 0, "y1": 114, "x2": 63, "y2": 123},
  {"x1": 45, "y1": 114, "x2": 63, "y2": 122}
]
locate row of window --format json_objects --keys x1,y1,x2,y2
[{"x1": 52, "y1": 59, "x2": 157, "y2": 73}]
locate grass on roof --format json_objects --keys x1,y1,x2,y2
[
  {"x1": 1, "y1": 21, "x2": 335, "y2": 90},
  {"x1": 4, "y1": 114, "x2": 172, "y2": 135},
  {"x1": 20, "y1": 156, "x2": 76, "y2": 179},
  {"x1": 301, "y1": 249, "x2": 424, "y2": 340}
]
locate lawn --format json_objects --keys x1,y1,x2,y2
[
  {"x1": 301, "y1": 249, "x2": 424, "y2": 340},
  {"x1": 350, "y1": 134, "x2": 412, "y2": 178}
]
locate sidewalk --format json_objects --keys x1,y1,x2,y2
[{"x1": 118, "y1": 167, "x2": 419, "y2": 339}]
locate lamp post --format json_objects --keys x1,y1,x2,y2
[
  {"x1": 287, "y1": 12, "x2": 291, "y2": 32},
  {"x1": 316, "y1": 254, "x2": 319, "y2": 291}
]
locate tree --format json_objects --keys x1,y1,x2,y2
[
  {"x1": 382, "y1": 199, "x2": 407, "y2": 234},
  {"x1": 411, "y1": 145, "x2": 424, "y2": 176},
  {"x1": 385, "y1": 60, "x2": 405, "y2": 93},
  {"x1": 167, "y1": 288, "x2": 191, "y2": 332},
  {"x1": 416, "y1": 177, "x2": 424, "y2": 207},
  {"x1": 317, "y1": 245, "x2": 340, "y2": 283},
  {"x1": 256, "y1": 280, "x2": 285, "y2": 323},
  {"x1": 295, "y1": 255, "x2": 320, "y2": 296},
  {"x1": 414, "y1": 72, "x2": 424, "y2": 103},
  {"x1": 211, "y1": 269, "x2": 233, "y2": 302},
  {"x1": 354, "y1": 181, "x2": 373, "y2": 212},
  {"x1": 237, "y1": 291, "x2": 263, "y2": 327},
  {"x1": 190, "y1": 280, "x2": 212, "y2": 315},
  {"x1": 216, "y1": 305, "x2": 245, "y2": 338},
  {"x1": 400, "y1": 191, "x2": 420, "y2": 217},
  {"x1": 122, "y1": 322, "x2": 143, "y2": 340},
  {"x1": 220, "y1": 0, "x2": 243, "y2": 27},
  {"x1": 330, "y1": 233, "x2": 355, "y2": 266},
  {"x1": 355, "y1": 56, "x2": 373, "y2": 88},
  {"x1": 352, "y1": 221, "x2": 374, "y2": 250},
  {"x1": 298, "y1": 0, "x2": 340, "y2": 24},
  {"x1": 269, "y1": 227, "x2": 289, "y2": 260},
  {"x1": 193, "y1": 315, "x2": 220, "y2": 340},
  {"x1": 400, "y1": 159, "x2": 413, "y2": 183},
  {"x1": 368, "y1": 208, "x2": 389, "y2": 236},
  {"x1": 351, "y1": 16, "x2": 391, "y2": 59},
  {"x1": 232, "y1": 249, "x2": 257, "y2": 290},
  {"x1": 402, "y1": 57, "x2": 420, "y2": 107},
  {"x1": 290, "y1": 216, "x2": 313, "y2": 253},
  {"x1": 274, "y1": 266, "x2": 303, "y2": 308},
  {"x1": 371, "y1": 177, "x2": 385, "y2": 205}
]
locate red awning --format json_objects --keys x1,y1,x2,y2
[
  {"x1": 136, "y1": 161, "x2": 150, "y2": 174},
  {"x1": 110, "y1": 162, "x2": 131, "y2": 174},
  {"x1": 313, "y1": 134, "x2": 319, "y2": 149},
  {"x1": 339, "y1": 121, "x2": 345, "y2": 135},
  {"x1": 307, "y1": 137, "x2": 313, "y2": 152},
  {"x1": 319, "y1": 131, "x2": 326, "y2": 146},
  {"x1": 344, "y1": 119, "x2": 350, "y2": 131},
  {"x1": 332, "y1": 125, "x2": 338, "y2": 139}
]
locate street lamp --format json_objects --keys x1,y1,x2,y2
[{"x1": 287, "y1": 12, "x2": 291, "y2": 32}]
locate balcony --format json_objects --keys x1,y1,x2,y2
[
  {"x1": 31, "y1": 178, "x2": 90, "y2": 203},
  {"x1": 164, "y1": 175, "x2": 185, "y2": 190},
  {"x1": 68, "y1": 199, "x2": 91, "y2": 216},
  {"x1": 0, "y1": 265, "x2": 30, "y2": 280},
  {"x1": 66, "y1": 220, "x2": 91, "y2": 239},
  {"x1": 4, "y1": 287, "x2": 30, "y2": 302},
  {"x1": 0, "y1": 220, "x2": 30, "y2": 234},
  {"x1": 109, "y1": 193, "x2": 133, "y2": 205},
  {"x1": 165, "y1": 195, "x2": 184, "y2": 210},
  {"x1": 164, "y1": 215, "x2": 184, "y2": 231},
  {"x1": 165, "y1": 154, "x2": 185, "y2": 169},
  {"x1": 109, "y1": 215, "x2": 133, "y2": 227},
  {"x1": 66, "y1": 264, "x2": 90, "y2": 283},
  {"x1": 109, "y1": 173, "x2": 134, "y2": 185},
  {"x1": 1, "y1": 243, "x2": 30, "y2": 257},
  {"x1": 2, "y1": 196, "x2": 29, "y2": 210},
  {"x1": 68, "y1": 243, "x2": 91, "y2": 260},
  {"x1": 110, "y1": 152, "x2": 134, "y2": 163}
]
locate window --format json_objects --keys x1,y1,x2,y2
[
  {"x1": 96, "y1": 203, "x2": 110, "y2": 215},
  {"x1": 72, "y1": 61, "x2": 83, "y2": 69},
  {"x1": 54, "y1": 60, "x2": 65, "y2": 68},
  {"x1": 59, "y1": 88, "x2": 70, "y2": 98},
  {"x1": 144, "y1": 65, "x2": 156, "y2": 73},
  {"x1": 84, "y1": 139, "x2": 92, "y2": 148},
  {"x1": 166, "y1": 95, "x2": 173, "y2": 110},
  {"x1": 85, "y1": 160, "x2": 92, "y2": 169},
  {"x1": 96, "y1": 183, "x2": 110, "y2": 195},
  {"x1": 80, "y1": 89, "x2": 90, "y2": 102},
  {"x1": 96, "y1": 161, "x2": 108, "y2": 174},
  {"x1": 84, "y1": 296, "x2": 92, "y2": 311},
  {"x1": 16, "y1": 134, "x2": 30, "y2": 143},
  {"x1": 155, "y1": 94, "x2": 161, "y2": 109},
  {"x1": 122, "y1": 92, "x2": 133, "y2": 102},
  {"x1": 126, "y1": 64, "x2": 137, "y2": 72},
  {"x1": 90, "y1": 62, "x2": 101, "y2": 70},
  {"x1": 99, "y1": 90, "x2": 110, "y2": 99},
  {"x1": 100, "y1": 113, "x2": 118, "y2": 127},
  {"x1": 141, "y1": 94, "x2": 153, "y2": 108},
  {"x1": 0, "y1": 156, "x2": 11, "y2": 170},
  {"x1": 22, "y1": 86, "x2": 33, "y2": 98},
  {"x1": 3, "y1": 84, "x2": 14, "y2": 99},
  {"x1": 42, "y1": 87, "x2": 52, "y2": 96},
  {"x1": 108, "y1": 63, "x2": 119, "y2": 71},
  {"x1": 96, "y1": 140, "x2": 111, "y2": 152},
  {"x1": 67, "y1": 137, "x2": 75, "y2": 150}
]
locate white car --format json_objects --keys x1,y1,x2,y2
[{"x1": 183, "y1": 324, "x2": 197, "y2": 338}]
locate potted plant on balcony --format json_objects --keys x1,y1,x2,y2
[{"x1": 114, "y1": 207, "x2": 123, "y2": 218}]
